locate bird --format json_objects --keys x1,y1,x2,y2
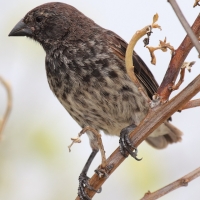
[{"x1": 9, "y1": 2, "x2": 182, "y2": 199}]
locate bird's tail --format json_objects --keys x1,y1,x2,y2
[{"x1": 145, "y1": 121, "x2": 183, "y2": 149}]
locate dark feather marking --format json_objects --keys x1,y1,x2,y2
[{"x1": 106, "y1": 30, "x2": 158, "y2": 99}]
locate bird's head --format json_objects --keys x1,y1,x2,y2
[{"x1": 9, "y1": 2, "x2": 94, "y2": 51}]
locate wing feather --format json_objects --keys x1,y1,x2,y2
[{"x1": 105, "y1": 30, "x2": 158, "y2": 99}]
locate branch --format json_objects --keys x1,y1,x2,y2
[
  {"x1": 125, "y1": 24, "x2": 151, "y2": 98},
  {"x1": 168, "y1": 0, "x2": 200, "y2": 54},
  {"x1": 141, "y1": 167, "x2": 200, "y2": 200},
  {"x1": 125, "y1": 14, "x2": 161, "y2": 102},
  {"x1": 0, "y1": 76, "x2": 12, "y2": 141},
  {"x1": 75, "y1": 75, "x2": 200, "y2": 200},
  {"x1": 179, "y1": 99, "x2": 200, "y2": 110},
  {"x1": 157, "y1": 14, "x2": 200, "y2": 102}
]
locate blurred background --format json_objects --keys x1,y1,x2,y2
[{"x1": 0, "y1": 0, "x2": 200, "y2": 199}]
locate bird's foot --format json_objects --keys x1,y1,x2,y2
[
  {"x1": 95, "y1": 164, "x2": 114, "y2": 179},
  {"x1": 119, "y1": 124, "x2": 142, "y2": 161},
  {"x1": 78, "y1": 172, "x2": 101, "y2": 200}
]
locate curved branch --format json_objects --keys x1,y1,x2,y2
[
  {"x1": 125, "y1": 25, "x2": 152, "y2": 103},
  {"x1": 0, "y1": 76, "x2": 12, "y2": 140}
]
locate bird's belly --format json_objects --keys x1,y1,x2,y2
[
  {"x1": 45, "y1": 55, "x2": 150, "y2": 136},
  {"x1": 55, "y1": 82, "x2": 149, "y2": 136}
]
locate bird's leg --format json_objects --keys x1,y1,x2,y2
[
  {"x1": 119, "y1": 124, "x2": 142, "y2": 161},
  {"x1": 78, "y1": 149, "x2": 100, "y2": 200},
  {"x1": 80, "y1": 126, "x2": 107, "y2": 170},
  {"x1": 78, "y1": 126, "x2": 111, "y2": 200}
]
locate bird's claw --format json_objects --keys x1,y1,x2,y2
[
  {"x1": 78, "y1": 172, "x2": 101, "y2": 200},
  {"x1": 94, "y1": 163, "x2": 113, "y2": 178},
  {"x1": 119, "y1": 125, "x2": 142, "y2": 161}
]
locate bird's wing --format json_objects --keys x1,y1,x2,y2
[{"x1": 105, "y1": 30, "x2": 159, "y2": 99}]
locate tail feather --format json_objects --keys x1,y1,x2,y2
[{"x1": 145, "y1": 122, "x2": 183, "y2": 149}]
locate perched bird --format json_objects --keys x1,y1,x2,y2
[{"x1": 9, "y1": 2, "x2": 182, "y2": 199}]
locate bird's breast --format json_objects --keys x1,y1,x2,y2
[{"x1": 45, "y1": 47, "x2": 149, "y2": 136}]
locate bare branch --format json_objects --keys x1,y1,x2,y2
[
  {"x1": 125, "y1": 25, "x2": 152, "y2": 101},
  {"x1": 179, "y1": 99, "x2": 200, "y2": 110},
  {"x1": 75, "y1": 75, "x2": 200, "y2": 199},
  {"x1": 171, "y1": 67, "x2": 185, "y2": 91},
  {"x1": 141, "y1": 167, "x2": 200, "y2": 200},
  {"x1": 172, "y1": 61, "x2": 196, "y2": 91},
  {"x1": 0, "y1": 76, "x2": 12, "y2": 141},
  {"x1": 168, "y1": 0, "x2": 200, "y2": 54},
  {"x1": 157, "y1": 14, "x2": 200, "y2": 102}
]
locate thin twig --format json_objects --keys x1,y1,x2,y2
[
  {"x1": 157, "y1": 14, "x2": 200, "y2": 102},
  {"x1": 75, "y1": 75, "x2": 200, "y2": 200},
  {"x1": 168, "y1": 0, "x2": 200, "y2": 55},
  {"x1": 0, "y1": 76, "x2": 12, "y2": 141},
  {"x1": 171, "y1": 67, "x2": 185, "y2": 91},
  {"x1": 141, "y1": 167, "x2": 200, "y2": 200}
]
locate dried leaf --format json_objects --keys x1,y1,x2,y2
[
  {"x1": 181, "y1": 61, "x2": 196, "y2": 72},
  {"x1": 71, "y1": 137, "x2": 82, "y2": 143},
  {"x1": 68, "y1": 136, "x2": 82, "y2": 152},
  {"x1": 152, "y1": 13, "x2": 159, "y2": 24},
  {"x1": 152, "y1": 24, "x2": 162, "y2": 30},
  {"x1": 193, "y1": 0, "x2": 200, "y2": 7},
  {"x1": 159, "y1": 37, "x2": 174, "y2": 53},
  {"x1": 146, "y1": 46, "x2": 157, "y2": 65},
  {"x1": 151, "y1": 13, "x2": 162, "y2": 30}
]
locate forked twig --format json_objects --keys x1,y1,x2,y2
[
  {"x1": 125, "y1": 14, "x2": 161, "y2": 101},
  {"x1": 157, "y1": 14, "x2": 200, "y2": 102}
]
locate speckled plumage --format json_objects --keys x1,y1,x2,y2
[{"x1": 10, "y1": 2, "x2": 182, "y2": 150}]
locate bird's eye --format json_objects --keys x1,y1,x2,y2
[{"x1": 35, "y1": 16, "x2": 43, "y2": 23}]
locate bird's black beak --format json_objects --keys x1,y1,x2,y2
[{"x1": 9, "y1": 19, "x2": 33, "y2": 37}]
